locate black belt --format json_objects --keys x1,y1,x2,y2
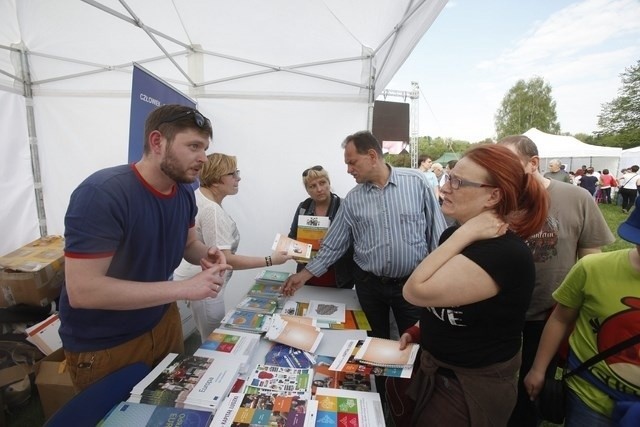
[{"x1": 367, "y1": 272, "x2": 410, "y2": 285}]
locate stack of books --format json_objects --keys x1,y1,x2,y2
[
  {"x1": 100, "y1": 401, "x2": 214, "y2": 426},
  {"x1": 234, "y1": 295, "x2": 279, "y2": 315},
  {"x1": 220, "y1": 309, "x2": 271, "y2": 334},
  {"x1": 254, "y1": 269, "x2": 292, "y2": 286},
  {"x1": 194, "y1": 328, "x2": 261, "y2": 374},
  {"x1": 128, "y1": 353, "x2": 240, "y2": 413}
]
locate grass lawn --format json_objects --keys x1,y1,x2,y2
[{"x1": 599, "y1": 201, "x2": 635, "y2": 252}]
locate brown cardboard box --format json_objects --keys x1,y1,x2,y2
[
  {"x1": 35, "y1": 348, "x2": 77, "y2": 420},
  {"x1": 0, "y1": 236, "x2": 65, "y2": 307}
]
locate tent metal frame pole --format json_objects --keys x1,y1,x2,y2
[{"x1": 18, "y1": 45, "x2": 48, "y2": 237}]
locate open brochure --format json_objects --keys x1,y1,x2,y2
[
  {"x1": 265, "y1": 314, "x2": 324, "y2": 353},
  {"x1": 354, "y1": 337, "x2": 419, "y2": 368},
  {"x1": 24, "y1": 313, "x2": 62, "y2": 355},
  {"x1": 271, "y1": 233, "x2": 312, "y2": 261},
  {"x1": 329, "y1": 339, "x2": 416, "y2": 378}
]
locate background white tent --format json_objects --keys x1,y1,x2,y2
[
  {"x1": 0, "y1": 0, "x2": 447, "y2": 309},
  {"x1": 620, "y1": 146, "x2": 640, "y2": 170},
  {"x1": 524, "y1": 128, "x2": 622, "y2": 175}
]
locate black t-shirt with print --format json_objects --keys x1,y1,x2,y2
[{"x1": 420, "y1": 226, "x2": 535, "y2": 368}]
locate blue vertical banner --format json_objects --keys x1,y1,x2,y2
[{"x1": 128, "y1": 64, "x2": 196, "y2": 163}]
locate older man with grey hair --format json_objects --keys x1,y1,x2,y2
[{"x1": 544, "y1": 159, "x2": 571, "y2": 183}]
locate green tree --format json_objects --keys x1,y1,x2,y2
[
  {"x1": 596, "y1": 60, "x2": 640, "y2": 149},
  {"x1": 495, "y1": 76, "x2": 561, "y2": 139}
]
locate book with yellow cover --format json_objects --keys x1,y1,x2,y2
[{"x1": 296, "y1": 215, "x2": 330, "y2": 259}]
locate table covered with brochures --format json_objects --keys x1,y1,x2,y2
[{"x1": 99, "y1": 270, "x2": 420, "y2": 426}]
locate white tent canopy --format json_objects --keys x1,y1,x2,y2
[
  {"x1": 0, "y1": 0, "x2": 447, "y2": 308},
  {"x1": 524, "y1": 128, "x2": 622, "y2": 174},
  {"x1": 620, "y1": 146, "x2": 640, "y2": 170}
]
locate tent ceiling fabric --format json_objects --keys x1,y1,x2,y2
[
  {"x1": 0, "y1": 0, "x2": 448, "y2": 277},
  {"x1": 1, "y1": 0, "x2": 448, "y2": 99}
]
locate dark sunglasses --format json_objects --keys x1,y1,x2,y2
[
  {"x1": 158, "y1": 109, "x2": 211, "y2": 129},
  {"x1": 302, "y1": 165, "x2": 323, "y2": 177}
]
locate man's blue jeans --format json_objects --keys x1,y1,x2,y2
[{"x1": 565, "y1": 388, "x2": 612, "y2": 427}]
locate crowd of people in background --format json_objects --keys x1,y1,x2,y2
[{"x1": 57, "y1": 104, "x2": 639, "y2": 426}]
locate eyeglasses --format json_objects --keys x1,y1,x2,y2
[
  {"x1": 444, "y1": 174, "x2": 496, "y2": 190},
  {"x1": 302, "y1": 165, "x2": 323, "y2": 177},
  {"x1": 224, "y1": 170, "x2": 240, "y2": 178},
  {"x1": 158, "y1": 109, "x2": 211, "y2": 129}
]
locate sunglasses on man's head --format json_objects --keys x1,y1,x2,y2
[
  {"x1": 158, "y1": 109, "x2": 211, "y2": 129},
  {"x1": 302, "y1": 165, "x2": 323, "y2": 177}
]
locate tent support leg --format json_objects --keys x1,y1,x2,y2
[{"x1": 19, "y1": 46, "x2": 48, "y2": 237}]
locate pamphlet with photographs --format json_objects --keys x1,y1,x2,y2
[
  {"x1": 312, "y1": 355, "x2": 375, "y2": 394},
  {"x1": 264, "y1": 343, "x2": 316, "y2": 369},
  {"x1": 243, "y1": 365, "x2": 313, "y2": 396},
  {"x1": 314, "y1": 387, "x2": 385, "y2": 427},
  {"x1": 265, "y1": 314, "x2": 324, "y2": 353},
  {"x1": 220, "y1": 309, "x2": 271, "y2": 334},
  {"x1": 329, "y1": 339, "x2": 414, "y2": 378},
  {"x1": 296, "y1": 215, "x2": 330, "y2": 259},
  {"x1": 210, "y1": 392, "x2": 317, "y2": 427},
  {"x1": 271, "y1": 233, "x2": 312, "y2": 261},
  {"x1": 129, "y1": 353, "x2": 240, "y2": 412}
]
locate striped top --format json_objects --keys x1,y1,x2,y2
[{"x1": 306, "y1": 165, "x2": 447, "y2": 278}]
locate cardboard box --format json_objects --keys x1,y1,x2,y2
[
  {"x1": 35, "y1": 348, "x2": 77, "y2": 420},
  {"x1": 0, "y1": 236, "x2": 65, "y2": 307}
]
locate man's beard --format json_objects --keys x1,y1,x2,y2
[{"x1": 160, "y1": 146, "x2": 195, "y2": 184}]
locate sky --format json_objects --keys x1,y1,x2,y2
[{"x1": 385, "y1": 0, "x2": 640, "y2": 142}]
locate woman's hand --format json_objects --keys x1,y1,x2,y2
[
  {"x1": 398, "y1": 332, "x2": 413, "y2": 351},
  {"x1": 271, "y1": 250, "x2": 293, "y2": 265},
  {"x1": 458, "y1": 210, "x2": 508, "y2": 241},
  {"x1": 523, "y1": 368, "x2": 546, "y2": 401}
]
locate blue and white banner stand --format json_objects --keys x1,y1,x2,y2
[{"x1": 127, "y1": 64, "x2": 196, "y2": 163}]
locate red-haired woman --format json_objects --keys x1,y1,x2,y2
[{"x1": 400, "y1": 144, "x2": 549, "y2": 426}]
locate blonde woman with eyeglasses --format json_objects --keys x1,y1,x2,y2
[{"x1": 173, "y1": 153, "x2": 291, "y2": 341}]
